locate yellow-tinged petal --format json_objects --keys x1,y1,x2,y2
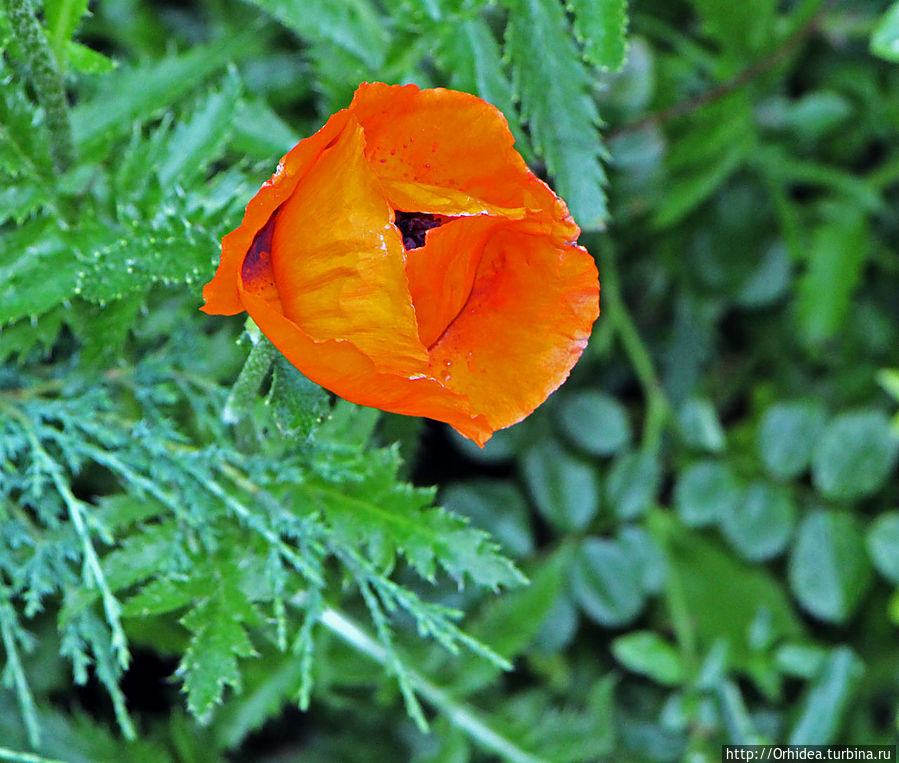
[
  {"x1": 270, "y1": 116, "x2": 428, "y2": 376},
  {"x1": 379, "y1": 178, "x2": 527, "y2": 220},
  {"x1": 349, "y1": 82, "x2": 578, "y2": 240},
  {"x1": 202, "y1": 110, "x2": 351, "y2": 315}
]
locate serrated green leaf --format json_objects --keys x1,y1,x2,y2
[
  {"x1": 179, "y1": 597, "x2": 258, "y2": 722},
  {"x1": 65, "y1": 41, "x2": 117, "y2": 73},
  {"x1": 43, "y1": 0, "x2": 89, "y2": 56},
  {"x1": 435, "y1": 16, "x2": 532, "y2": 161},
  {"x1": 612, "y1": 631, "x2": 684, "y2": 686},
  {"x1": 568, "y1": 0, "x2": 628, "y2": 70},
  {"x1": 871, "y1": 2, "x2": 899, "y2": 62},
  {"x1": 446, "y1": 549, "x2": 568, "y2": 693},
  {"x1": 71, "y1": 34, "x2": 256, "y2": 156},
  {"x1": 719, "y1": 481, "x2": 796, "y2": 563},
  {"x1": 789, "y1": 510, "x2": 873, "y2": 624},
  {"x1": 0, "y1": 183, "x2": 51, "y2": 224},
  {"x1": 522, "y1": 438, "x2": 599, "y2": 531},
  {"x1": 158, "y1": 77, "x2": 241, "y2": 187},
  {"x1": 243, "y1": 0, "x2": 388, "y2": 68},
  {"x1": 572, "y1": 536, "x2": 645, "y2": 627},
  {"x1": 212, "y1": 648, "x2": 308, "y2": 749},
  {"x1": 266, "y1": 355, "x2": 331, "y2": 439},
  {"x1": 123, "y1": 577, "x2": 200, "y2": 618},
  {"x1": 74, "y1": 211, "x2": 219, "y2": 304},
  {"x1": 0, "y1": 305, "x2": 66, "y2": 361},
  {"x1": 757, "y1": 401, "x2": 827, "y2": 481},
  {"x1": 302, "y1": 446, "x2": 524, "y2": 588},
  {"x1": 0, "y1": 72, "x2": 55, "y2": 181},
  {"x1": 0, "y1": 220, "x2": 79, "y2": 325},
  {"x1": 231, "y1": 98, "x2": 298, "y2": 159},
  {"x1": 507, "y1": 0, "x2": 608, "y2": 229},
  {"x1": 797, "y1": 208, "x2": 869, "y2": 344},
  {"x1": 556, "y1": 390, "x2": 632, "y2": 457},
  {"x1": 812, "y1": 410, "x2": 899, "y2": 501},
  {"x1": 674, "y1": 460, "x2": 742, "y2": 527},
  {"x1": 441, "y1": 480, "x2": 534, "y2": 558}
]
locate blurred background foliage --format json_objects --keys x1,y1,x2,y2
[{"x1": 1, "y1": 0, "x2": 899, "y2": 760}]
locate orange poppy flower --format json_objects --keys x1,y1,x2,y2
[{"x1": 202, "y1": 82, "x2": 599, "y2": 446}]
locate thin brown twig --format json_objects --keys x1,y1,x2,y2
[{"x1": 607, "y1": 4, "x2": 830, "y2": 140}]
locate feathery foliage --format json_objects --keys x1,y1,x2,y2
[{"x1": 3, "y1": 0, "x2": 899, "y2": 760}]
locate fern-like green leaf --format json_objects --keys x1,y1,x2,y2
[
  {"x1": 157, "y1": 76, "x2": 241, "y2": 187},
  {"x1": 506, "y1": 0, "x2": 608, "y2": 229},
  {"x1": 301, "y1": 446, "x2": 525, "y2": 588},
  {"x1": 0, "y1": 220, "x2": 79, "y2": 325},
  {"x1": 71, "y1": 33, "x2": 259, "y2": 156},
  {"x1": 568, "y1": 0, "x2": 628, "y2": 70},
  {"x1": 244, "y1": 0, "x2": 388, "y2": 68},
  {"x1": 436, "y1": 16, "x2": 532, "y2": 161},
  {"x1": 180, "y1": 593, "x2": 259, "y2": 722}
]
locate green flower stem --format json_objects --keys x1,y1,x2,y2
[
  {"x1": 223, "y1": 319, "x2": 277, "y2": 424},
  {"x1": 0, "y1": 586, "x2": 40, "y2": 749},
  {"x1": 3, "y1": 0, "x2": 74, "y2": 172},
  {"x1": 596, "y1": 240, "x2": 671, "y2": 452},
  {"x1": 319, "y1": 606, "x2": 549, "y2": 763},
  {"x1": 647, "y1": 511, "x2": 699, "y2": 676},
  {"x1": 0, "y1": 748, "x2": 66, "y2": 763}
]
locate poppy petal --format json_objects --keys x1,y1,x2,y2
[
  {"x1": 427, "y1": 228, "x2": 599, "y2": 432},
  {"x1": 237, "y1": 266, "x2": 493, "y2": 445},
  {"x1": 270, "y1": 116, "x2": 428, "y2": 375},
  {"x1": 201, "y1": 110, "x2": 352, "y2": 316},
  {"x1": 349, "y1": 82, "x2": 577, "y2": 239},
  {"x1": 404, "y1": 216, "x2": 503, "y2": 348},
  {"x1": 379, "y1": 178, "x2": 527, "y2": 220}
]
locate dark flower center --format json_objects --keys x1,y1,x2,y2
[{"x1": 394, "y1": 211, "x2": 442, "y2": 250}]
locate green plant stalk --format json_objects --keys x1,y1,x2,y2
[
  {"x1": 222, "y1": 320, "x2": 277, "y2": 424},
  {"x1": 596, "y1": 240, "x2": 671, "y2": 452},
  {"x1": 0, "y1": 401, "x2": 136, "y2": 740},
  {"x1": 319, "y1": 607, "x2": 549, "y2": 763},
  {"x1": 0, "y1": 748, "x2": 66, "y2": 763},
  {"x1": 646, "y1": 511, "x2": 699, "y2": 676},
  {"x1": 3, "y1": 0, "x2": 74, "y2": 172},
  {"x1": 0, "y1": 589, "x2": 40, "y2": 749}
]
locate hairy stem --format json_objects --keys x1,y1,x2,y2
[
  {"x1": 596, "y1": 240, "x2": 670, "y2": 452},
  {"x1": 3, "y1": 0, "x2": 74, "y2": 171},
  {"x1": 0, "y1": 748, "x2": 66, "y2": 763},
  {"x1": 320, "y1": 607, "x2": 549, "y2": 763},
  {"x1": 0, "y1": 586, "x2": 40, "y2": 748},
  {"x1": 223, "y1": 319, "x2": 277, "y2": 424}
]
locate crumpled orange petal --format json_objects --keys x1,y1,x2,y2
[
  {"x1": 347, "y1": 83, "x2": 575, "y2": 238},
  {"x1": 202, "y1": 110, "x2": 351, "y2": 316},
  {"x1": 201, "y1": 82, "x2": 600, "y2": 446},
  {"x1": 270, "y1": 116, "x2": 427, "y2": 375},
  {"x1": 426, "y1": 228, "x2": 598, "y2": 433}
]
